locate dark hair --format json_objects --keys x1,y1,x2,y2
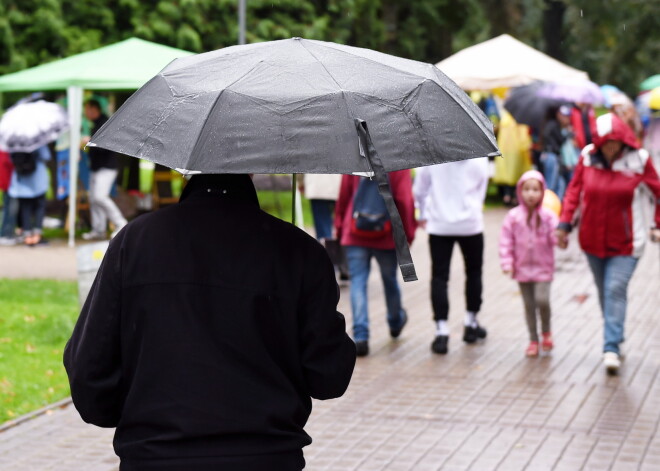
[{"x1": 85, "y1": 99, "x2": 102, "y2": 110}]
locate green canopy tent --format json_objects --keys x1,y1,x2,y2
[{"x1": 0, "y1": 37, "x2": 193, "y2": 246}]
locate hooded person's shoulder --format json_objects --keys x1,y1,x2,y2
[{"x1": 255, "y1": 209, "x2": 328, "y2": 255}]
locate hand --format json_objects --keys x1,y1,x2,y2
[
  {"x1": 502, "y1": 269, "x2": 513, "y2": 278},
  {"x1": 418, "y1": 219, "x2": 427, "y2": 230},
  {"x1": 556, "y1": 229, "x2": 569, "y2": 249},
  {"x1": 650, "y1": 228, "x2": 660, "y2": 243}
]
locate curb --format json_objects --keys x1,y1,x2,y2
[{"x1": 0, "y1": 397, "x2": 73, "y2": 433}]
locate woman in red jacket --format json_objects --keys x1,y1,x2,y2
[
  {"x1": 335, "y1": 170, "x2": 417, "y2": 357},
  {"x1": 557, "y1": 113, "x2": 660, "y2": 375}
]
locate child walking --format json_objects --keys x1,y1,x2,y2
[{"x1": 499, "y1": 170, "x2": 558, "y2": 356}]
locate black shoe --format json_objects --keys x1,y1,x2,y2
[
  {"x1": 355, "y1": 340, "x2": 369, "y2": 357},
  {"x1": 431, "y1": 335, "x2": 449, "y2": 354},
  {"x1": 389, "y1": 310, "x2": 408, "y2": 339},
  {"x1": 463, "y1": 324, "x2": 487, "y2": 344}
]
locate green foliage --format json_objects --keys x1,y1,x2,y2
[
  {"x1": 0, "y1": 279, "x2": 79, "y2": 424},
  {"x1": 0, "y1": 0, "x2": 656, "y2": 96},
  {"x1": 561, "y1": 0, "x2": 660, "y2": 95}
]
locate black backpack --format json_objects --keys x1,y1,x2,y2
[{"x1": 10, "y1": 151, "x2": 38, "y2": 176}]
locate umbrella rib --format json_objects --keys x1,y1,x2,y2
[
  {"x1": 307, "y1": 40, "x2": 432, "y2": 81},
  {"x1": 297, "y1": 40, "x2": 344, "y2": 92},
  {"x1": 429, "y1": 68, "x2": 496, "y2": 141},
  {"x1": 172, "y1": 61, "x2": 266, "y2": 171}
]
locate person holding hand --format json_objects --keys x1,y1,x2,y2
[
  {"x1": 500, "y1": 170, "x2": 558, "y2": 357},
  {"x1": 556, "y1": 113, "x2": 660, "y2": 375}
]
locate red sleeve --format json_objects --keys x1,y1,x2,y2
[
  {"x1": 559, "y1": 155, "x2": 585, "y2": 227},
  {"x1": 390, "y1": 170, "x2": 417, "y2": 244},
  {"x1": 334, "y1": 175, "x2": 354, "y2": 239},
  {"x1": 641, "y1": 158, "x2": 660, "y2": 228}
]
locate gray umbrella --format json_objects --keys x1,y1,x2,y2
[{"x1": 89, "y1": 38, "x2": 500, "y2": 281}]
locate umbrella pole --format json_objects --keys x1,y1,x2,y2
[
  {"x1": 291, "y1": 174, "x2": 296, "y2": 227},
  {"x1": 355, "y1": 119, "x2": 418, "y2": 282}
]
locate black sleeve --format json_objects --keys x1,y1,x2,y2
[
  {"x1": 298, "y1": 244, "x2": 356, "y2": 400},
  {"x1": 543, "y1": 120, "x2": 564, "y2": 154},
  {"x1": 63, "y1": 235, "x2": 124, "y2": 427}
]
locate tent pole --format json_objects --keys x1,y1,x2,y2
[{"x1": 67, "y1": 86, "x2": 83, "y2": 248}]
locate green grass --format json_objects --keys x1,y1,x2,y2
[
  {"x1": 0, "y1": 279, "x2": 79, "y2": 424},
  {"x1": 257, "y1": 190, "x2": 315, "y2": 228}
]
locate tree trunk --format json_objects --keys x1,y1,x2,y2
[{"x1": 542, "y1": 0, "x2": 566, "y2": 61}]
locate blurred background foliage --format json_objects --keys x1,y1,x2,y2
[{"x1": 0, "y1": 0, "x2": 657, "y2": 96}]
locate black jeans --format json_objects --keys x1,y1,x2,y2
[
  {"x1": 19, "y1": 193, "x2": 46, "y2": 236},
  {"x1": 429, "y1": 233, "x2": 484, "y2": 321}
]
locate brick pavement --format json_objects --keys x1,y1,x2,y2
[{"x1": 1, "y1": 207, "x2": 660, "y2": 470}]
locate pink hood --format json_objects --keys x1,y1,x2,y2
[
  {"x1": 515, "y1": 169, "x2": 547, "y2": 213},
  {"x1": 499, "y1": 170, "x2": 558, "y2": 282}
]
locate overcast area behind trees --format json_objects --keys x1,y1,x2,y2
[{"x1": 0, "y1": 0, "x2": 658, "y2": 97}]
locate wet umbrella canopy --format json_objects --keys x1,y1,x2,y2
[
  {"x1": 90, "y1": 38, "x2": 500, "y2": 280},
  {"x1": 0, "y1": 100, "x2": 69, "y2": 153},
  {"x1": 504, "y1": 82, "x2": 565, "y2": 130}
]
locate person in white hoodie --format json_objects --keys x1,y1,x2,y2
[{"x1": 413, "y1": 158, "x2": 490, "y2": 354}]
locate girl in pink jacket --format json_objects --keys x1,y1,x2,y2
[{"x1": 499, "y1": 170, "x2": 559, "y2": 357}]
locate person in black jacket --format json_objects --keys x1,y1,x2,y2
[
  {"x1": 64, "y1": 173, "x2": 356, "y2": 471},
  {"x1": 81, "y1": 99, "x2": 128, "y2": 240},
  {"x1": 540, "y1": 105, "x2": 572, "y2": 199}
]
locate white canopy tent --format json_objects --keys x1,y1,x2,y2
[{"x1": 436, "y1": 34, "x2": 589, "y2": 90}]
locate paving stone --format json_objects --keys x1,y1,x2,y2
[{"x1": 2, "y1": 210, "x2": 660, "y2": 470}]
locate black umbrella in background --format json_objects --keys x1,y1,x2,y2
[
  {"x1": 89, "y1": 38, "x2": 501, "y2": 281},
  {"x1": 504, "y1": 81, "x2": 565, "y2": 130}
]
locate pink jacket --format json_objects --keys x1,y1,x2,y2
[{"x1": 499, "y1": 170, "x2": 558, "y2": 282}]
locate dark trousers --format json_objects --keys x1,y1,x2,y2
[
  {"x1": 1, "y1": 192, "x2": 19, "y2": 238},
  {"x1": 19, "y1": 194, "x2": 46, "y2": 235},
  {"x1": 429, "y1": 233, "x2": 484, "y2": 321}
]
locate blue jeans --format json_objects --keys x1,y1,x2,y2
[
  {"x1": 1, "y1": 192, "x2": 19, "y2": 238},
  {"x1": 541, "y1": 152, "x2": 566, "y2": 200},
  {"x1": 585, "y1": 254, "x2": 638, "y2": 355},
  {"x1": 345, "y1": 246, "x2": 405, "y2": 341},
  {"x1": 19, "y1": 194, "x2": 46, "y2": 236},
  {"x1": 310, "y1": 199, "x2": 335, "y2": 241}
]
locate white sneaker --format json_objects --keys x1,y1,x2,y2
[
  {"x1": 82, "y1": 231, "x2": 107, "y2": 241},
  {"x1": 0, "y1": 237, "x2": 16, "y2": 246},
  {"x1": 603, "y1": 352, "x2": 621, "y2": 375}
]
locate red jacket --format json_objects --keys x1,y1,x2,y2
[
  {"x1": 335, "y1": 170, "x2": 416, "y2": 250},
  {"x1": 560, "y1": 145, "x2": 660, "y2": 258},
  {"x1": 570, "y1": 106, "x2": 597, "y2": 150},
  {"x1": 0, "y1": 151, "x2": 13, "y2": 191}
]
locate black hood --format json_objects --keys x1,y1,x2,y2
[{"x1": 180, "y1": 173, "x2": 259, "y2": 207}]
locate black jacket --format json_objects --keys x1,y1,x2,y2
[
  {"x1": 64, "y1": 174, "x2": 356, "y2": 471},
  {"x1": 88, "y1": 114, "x2": 118, "y2": 171},
  {"x1": 542, "y1": 119, "x2": 564, "y2": 155}
]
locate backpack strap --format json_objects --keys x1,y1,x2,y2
[{"x1": 355, "y1": 119, "x2": 417, "y2": 282}]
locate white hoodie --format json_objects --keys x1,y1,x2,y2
[{"x1": 413, "y1": 158, "x2": 489, "y2": 236}]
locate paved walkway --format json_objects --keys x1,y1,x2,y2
[
  {"x1": 0, "y1": 239, "x2": 77, "y2": 280},
  {"x1": 1, "y1": 208, "x2": 660, "y2": 470}
]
